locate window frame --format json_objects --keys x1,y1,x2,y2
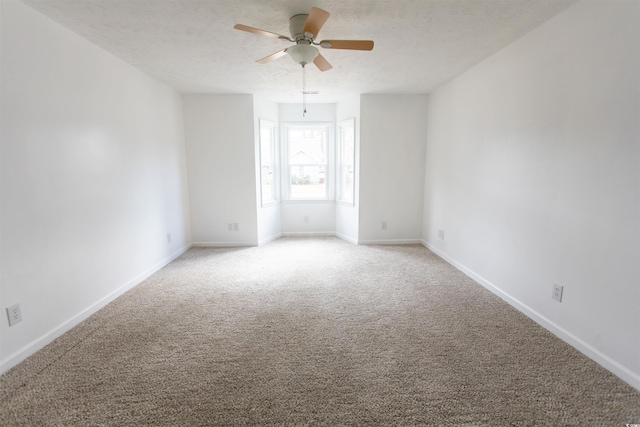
[{"x1": 281, "y1": 122, "x2": 334, "y2": 202}]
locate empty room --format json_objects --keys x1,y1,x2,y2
[{"x1": 1, "y1": 0, "x2": 639, "y2": 425}]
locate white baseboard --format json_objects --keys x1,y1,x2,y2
[
  {"x1": 0, "y1": 244, "x2": 192, "y2": 376},
  {"x1": 192, "y1": 241, "x2": 257, "y2": 247},
  {"x1": 258, "y1": 233, "x2": 282, "y2": 246},
  {"x1": 281, "y1": 232, "x2": 336, "y2": 237},
  {"x1": 422, "y1": 240, "x2": 640, "y2": 392},
  {"x1": 335, "y1": 232, "x2": 358, "y2": 245},
  {"x1": 358, "y1": 238, "x2": 423, "y2": 245}
]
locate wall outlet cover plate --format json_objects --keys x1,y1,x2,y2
[
  {"x1": 7, "y1": 303, "x2": 23, "y2": 326},
  {"x1": 552, "y1": 284, "x2": 563, "y2": 302}
]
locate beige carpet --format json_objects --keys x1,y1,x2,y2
[{"x1": 1, "y1": 237, "x2": 638, "y2": 426}]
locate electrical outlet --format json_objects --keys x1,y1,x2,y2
[
  {"x1": 438, "y1": 229, "x2": 445, "y2": 240},
  {"x1": 381, "y1": 221, "x2": 387, "y2": 230},
  {"x1": 552, "y1": 284, "x2": 563, "y2": 302},
  {"x1": 6, "y1": 303, "x2": 23, "y2": 326},
  {"x1": 228, "y1": 223, "x2": 233, "y2": 231},
  {"x1": 304, "y1": 216, "x2": 309, "y2": 223},
  {"x1": 167, "y1": 233, "x2": 171, "y2": 243},
  {"x1": 233, "y1": 223, "x2": 239, "y2": 231}
]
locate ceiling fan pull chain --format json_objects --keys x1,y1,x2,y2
[{"x1": 302, "y1": 64, "x2": 307, "y2": 117}]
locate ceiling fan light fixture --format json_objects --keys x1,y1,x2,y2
[{"x1": 287, "y1": 44, "x2": 319, "y2": 66}]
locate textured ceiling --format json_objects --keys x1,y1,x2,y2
[{"x1": 21, "y1": 0, "x2": 576, "y2": 103}]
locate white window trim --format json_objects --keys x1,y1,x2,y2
[
  {"x1": 259, "y1": 119, "x2": 279, "y2": 207},
  {"x1": 281, "y1": 122, "x2": 334, "y2": 202}
]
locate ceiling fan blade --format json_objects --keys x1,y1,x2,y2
[
  {"x1": 303, "y1": 7, "x2": 330, "y2": 38},
  {"x1": 256, "y1": 49, "x2": 288, "y2": 64},
  {"x1": 319, "y1": 40, "x2": 374, "y2": 51},
  {"x1": 234, "y1": 24, "x2": 292, "y2": 42},
  {"x1": 313, "y1": 53, "x2": 333, "y2": 72}
]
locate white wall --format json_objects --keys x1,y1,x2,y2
[
  {"x1": 183, "y1": 95, "x2": 258, "y2": 246},
  {"x1": 335, "y1": 96, "x2": 361, "y2": 244},
  {"x1": 254, "y1": 96, "x2": 281, "y2": 245},
  {"x1": 422, "y1": 0, "x2": 640, "y2": 390},
  {"x1": 0, "y1": 0, "x2": 191, "y2": 372},
  {"x1": 279, "y1": 103, "x2": 337, "y2": 235},
  {"x1": 359, "y1": 95, "x2": 428, "y2": 244}
]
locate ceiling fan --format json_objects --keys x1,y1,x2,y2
[{"x1": 234, "y1": 7, "x2": 374, "y2": 72}]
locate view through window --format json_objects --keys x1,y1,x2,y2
[
  {"x1": 259, "y1": 120, "x2": 277, "y2": 205},
  {"x1": 337, "y1": 119, "x2": 355, "y2": 204},
  {"x1": 286, "y1": 125, "x2": 330, "y2": 200}
]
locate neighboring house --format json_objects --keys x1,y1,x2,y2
[{"x1": 290, "y1": 150, "x2": 324, "y2": 184}]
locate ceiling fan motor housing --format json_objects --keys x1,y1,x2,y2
[
  {"x1": 288, "y1": 13, "x2": 318, "y2": 66},
  {"x1": 289, "y1": 14, "x2": 311, "y2": 41}
]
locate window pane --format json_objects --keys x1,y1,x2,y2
[
  {"x1": 337, "y1": 119, "x2": 355, "y2": 203},
  {"x1": 287, "y1": 126, "x2": 329, "y2": 199},
  {"x1": 260, "y1": 129, "x2": 272, "y2": 162},
  {"x1": 261, "y1": 165, "x2": 273, "y2": 202},
  {"x1": 288, "y1": 128, "x2": 327, "y2": 164},
  {"x1": 290, "y1": 165, "x2": 326, "y2": 198},
  {"x1": 259, "y1": 120, "x2": 277, "y2": 205},
  {"x1": 340, "y1": 165, "x2": 354, "y2": 201}
]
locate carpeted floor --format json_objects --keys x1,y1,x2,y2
[{"x1": 1, "y1": 237, "x2": 638, "y2": 426}]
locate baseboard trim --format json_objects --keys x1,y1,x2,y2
[
  {"x1": 0, "y1": 243, "x2": 192, "y2": 376},
  {"x1": 258, "y1": 233, "x2": 282, "y2": 246},
  {"x1": 358, "y1": 238, "x2": 423, "y2": 245},
  {"x1": 192, "y1": 241, "x2": 257, "y2": 247},
  {"x1": 335, "y1": 232, "x2": 358, "y2": 245},
  {"x1": 422, "y1": 240, "x2": 640, "y2": 392},
  {"x1": 281, "y1": 232, "x2": 336, "y2": 237}
]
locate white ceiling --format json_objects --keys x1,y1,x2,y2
[{"x1": 21, "y1": 0, "x2": 576, "y2": 103}]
